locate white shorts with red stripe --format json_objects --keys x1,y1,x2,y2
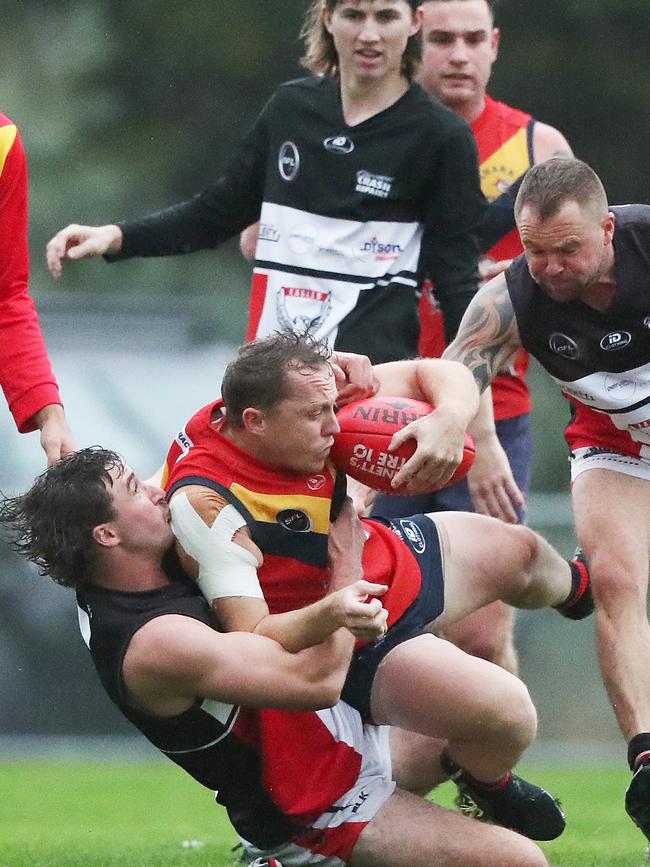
[
  {"x1": 240, "y1": 705, "x2": 395, "y2": 867},
  {"x1": 570, "y1": 446, "x2": 650, "y2": 482}
]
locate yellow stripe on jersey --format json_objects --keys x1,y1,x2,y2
[
  {"x1": 0, "y1": 124, "x2": 17, "y2": 178},
  {"x1": 229, "y1": 482, "x2": 331, "y2": 534},
  {"x1": 479, "y1": 127, "x2": 529, "y2": 202}
]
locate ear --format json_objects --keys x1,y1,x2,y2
[
  {"x1": 322, "y1": 3, "x2": 333, "y2": 34},
  {"x1": 603, "y1": 211, "x2": 616, "y2": 245},
  {"x1": 411, "y1": 6, "x2": 423, "y2": 37},
  {"x1": 241, "y1": 406, "x2": 266, "y2": 435},
  {"x1": 491, "y1": 27, "x2": 500, "y2": 61},
  {"x1": 93, "y1": 523, "x2": 120, "y2": 548}
]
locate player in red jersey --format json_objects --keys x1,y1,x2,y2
[
  {"x1": 1, "y1": 447, "x2": 550, "y2": 867},
  {"x1": 0, "y1": 113, "x2": 75, "y2": 463},
  {"x1": 442, "y1": 157, "x2": 650, "y2": 843},
  {"x1": 373, "y1": 0, "x2": 573, "y2": 678},
  {"x1": 162, "y1": 334, "x2": 596, "y2": 843}
]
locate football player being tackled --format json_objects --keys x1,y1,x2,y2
[
  {"x1": 5, "y1": 446, "x2": 550, "y2": 867},
  {"x1": 161, "y1": 333, "x2": 593, "y2": 850}
]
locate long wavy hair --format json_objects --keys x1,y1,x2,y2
[
  {"x1": 0, "y1": 447, "x2": 121, "y2": 588},
  {"x1": 300, "y1": 0, "x2": 423, "y2": 81}
]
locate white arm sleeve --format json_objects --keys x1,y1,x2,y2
[{"x1": 170, "y1": 492, "x2": 264, "y2": 602}]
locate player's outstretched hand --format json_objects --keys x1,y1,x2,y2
[
  {"x1": 46, "y1": 223, "x2": 123, "y2": 278},
  {"x1": 467, "y1": 432, "x2": 524, "y2": 523},
  {"x1": 330, "y1": 579, "x2": 388, "y2": 641},
  {"x1": 332, "y1": 351, "x2": 379, "y2": 406}
]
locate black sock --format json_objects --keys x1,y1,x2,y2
[
  {"x1": 564, "y1": 557, "x2": 589, "y2": 607},
  {"x1": 628, "y1": 733, "x2": 650, "y2": 771},
  {"x1": 440, "y1": 749, "x2": 510, "y2": 790},
  {"x1": 554, "y1": 555, "x2": 593, "y2": 619}
]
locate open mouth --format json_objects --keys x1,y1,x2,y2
[{"x1": 356, "y1": 49, "x2": 382, "y2": 63}]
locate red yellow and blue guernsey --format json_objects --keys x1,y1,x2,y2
[
  {"x1": 419, "y1": 95, "x2": 533, "y2": 420},
  {"x1": 163, "y1": 400, "x2": 421, "y2": 629},
  {"x1": 473, "y1": 95, "x2": 533, "y2": 420}
]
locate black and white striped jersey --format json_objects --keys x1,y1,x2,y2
[
  {"x1": 506, "y1": 205, "x2": 650, "y2": 455},
  {"x1": 114, "y1": 76, "x2": 483, "y2": 363}
]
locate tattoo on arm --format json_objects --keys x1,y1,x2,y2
[{"x1": 444, "y1": 280, "x2": 520, "y2": 392}]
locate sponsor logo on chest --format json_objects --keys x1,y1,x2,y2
[
  {"x1": 277, "y1": 509, "x2": 312, "y2": 533},
  {"x1": 258, "y1": 223, "x2": 280, "y2": 243},
  {"x1": 276, "y1": 285, "x2": 332, "y2": 334},
  {"x1": 278, "y1": 141, "x2": 300, "y2": 182},
  {"x1": 563, "y1": 385, "x2": 596, "y2": 402},
  {"x1": 549, "y1": 333, "x2": 579, "y2": 359},
  {"x1": 603, "y1": 375, "x2": 637, "y2": 401},
  {"x1": 600, "y1": 331, "x2": 632, "y2": 351},
  {"x1": 355, "y1": 236, "x2": 404, "y2": 262},
  {"x1": 323, "y1": 135, "x2": 355, "y2": 154},
  {"x1": 356, "y1": 170, "x2": 393, "y2": 199}
]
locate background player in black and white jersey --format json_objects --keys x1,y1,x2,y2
[
  {"x1": 440, "y1": 156, "x2": 650, "y2": 844},
  {"x1": 0, "y1": 448, "x2": 551, "y2": 867},
  {"x1": 46, "y1": 0, "x2": 484, "y2": 366}
]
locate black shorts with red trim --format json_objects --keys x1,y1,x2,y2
[{"x1": 342, "y1": 513, "x2": 444, "y2": 722}]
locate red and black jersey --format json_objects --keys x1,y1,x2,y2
[
  {"x1": 163, "y1": 400, "x2": 422, "y2": 629},
  {"x1": 0, "y1": 113, "x2": 61, "y2": 431}
]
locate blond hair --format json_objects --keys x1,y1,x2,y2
[{"x1": 300, "y1": 0, "x2": 423, "y2": 80}]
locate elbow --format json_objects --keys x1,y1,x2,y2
[
  {"x1": 308, "y1": 675, "x2": 343, "y2": 710},
  {"x1": 319, "y1": 675, "x2": 344, "y2": 708}
]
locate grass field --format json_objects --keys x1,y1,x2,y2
[{"x1": 1, "y1": 761, "x2": 648, "y2": 866}]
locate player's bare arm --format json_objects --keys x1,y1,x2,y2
[
  {"x1": 122, "y1": 614, "x2": 356, "y2": 717},
  {"x1": 367, "y1": 358, "x2": 479, "y2": 491},
  {"x1": 443, "y1": 274, "x2": 523, "y2": 394},
  {"x1": 441, "y1": 276, "x2": 526, "y2": 519},
  {"x1": 532, "y1": 122, "x2": 573, "y2": 163}
]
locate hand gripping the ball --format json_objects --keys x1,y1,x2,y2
[
  {"x1": 330, "y1": 396, "x2": 474, "y2": 496},
  {"x1": 388, "y1": 409, "x2": 474, "y2": 494}
]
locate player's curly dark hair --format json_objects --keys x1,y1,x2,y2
[
  {"x1": 301, "y1": 0, "x2": 423, "y2": 81},
  {"x1": 0, "y1": 447, "x2": 122, "y2": 589},
  {"x1": 221, "y1": 332, "x2": 332, "y2": 428}
]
